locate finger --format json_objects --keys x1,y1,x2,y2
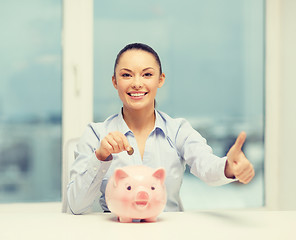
[
  {"x1": 238, "y1": 170, "x2": 255, "y2": 184},
  {"x1": 113, "y1": 132, "x2": 131, "y2": 152},
  {"x1": 113, "y1": 131, "x2": 131, "y2": 152},
  {"x1": 233, "y1": 131, "x2": 246, "y2": 151},
  {"x1": 235, "y1": 165, "x2": 255, "y2": 183},
  {"x1": 100, "y1": 139, "x2": 113, "y2": 155},
  {"x1": 244, "y1": 170, "x2": 255, "y2": 184},
  {"x1": 111, "y1": 133, "x2": 125, "y2": 151},
  {"x1": 236, "y1": 167, "x2": 253, "y2": 181},
  {"x1": 233, "y1": 159, "x2": 253, "y2": 176},
  {"x1": 108, "y1": 132, "x2": 132, "y2": 153},
  {"x1": 105, "y1": 135, "x2": 120, "y2": 152},
  {"x1": 122, "y1": 136, "x2": 132, "y2": 152}
]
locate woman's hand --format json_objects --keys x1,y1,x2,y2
[
  {"x1": 225, "y1": 131, "x2": 255, "y2": 184},
  {"x1": 95, "y1": 131, "x2": 132, "y2": 161}
]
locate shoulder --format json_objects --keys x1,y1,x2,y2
[
  {"x1": 157, "y1": 110, "x2": 193, "y2": 133},
  {"x1": 80, "y1": 113, "x2": 119, "y2": 143},
  {"x1": 157, "y1": 110, "x2": 206, "y2": 142},
  {"x1": 156, "y1": 110, "x2": 197, "y2": 146},
  {"x1": 87, "y1": 113, "x2": 119, "y2": 139},
  {"x1": 75, "y1": 113, "x2": 119, "y2": 153}
]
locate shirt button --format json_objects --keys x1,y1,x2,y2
[
  {"x1": 102, "y1": 169, "x2": 106, "y2": 173},
  {"x1": 94, "y1": 167, "x2": 97, "y2": 171}
]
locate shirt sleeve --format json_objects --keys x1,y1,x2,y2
[
  {"x1": 67, "y1": 123, "x2": 112, "y2": 214},
  {"x1": 175, "y1": 119, "x2": 237, "y2": 186}
]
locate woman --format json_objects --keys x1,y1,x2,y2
[{"x1": 67, "y1": 43, "x2": 255, "y2": 214}]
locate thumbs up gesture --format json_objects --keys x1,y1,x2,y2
[{"x1": 225, "y1": 132, "x2": 255, "y2": 184}]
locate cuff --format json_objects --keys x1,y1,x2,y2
[
  {"x1": 209, "y1": 157, "x2": 237, "y2": 186},
  {"x1": 221, "y1": 156, "x2": 237, "y2": 183},
  {"x1": 86, "y1": 153, "x2": 112, "y2": 181}
]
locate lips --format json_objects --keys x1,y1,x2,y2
[{"x1": 127, "y1": 92, "x2": 148, "y2": 97}]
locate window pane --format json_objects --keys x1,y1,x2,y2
[
  {"x1": 0, "y1": 0, "x2": 62, "y2": 202},
  {"x1": 94, "y1": 0, "x2": 264, "y2": 209}
]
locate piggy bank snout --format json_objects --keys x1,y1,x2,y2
[{"x1": 136, "y1": 191, "x2": 149, "y2": 201}]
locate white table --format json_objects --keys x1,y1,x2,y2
[{"x1": 0, "y1": 202, "x2": 295, "y2": 240}]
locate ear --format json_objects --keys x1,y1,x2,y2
[
  {"x1": 152, "y1": 168, "x2": 166, "y2": 185},
  {"x1": 112, "y1": 75, "x2": 118, "y2": 89},
  {"x1": 158, "y1": 73, "x2": 165, "y2": 88},
  {"x1": 114, "y1": 168, "x2": 129, "y2": 187}
]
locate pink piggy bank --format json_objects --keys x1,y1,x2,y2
[{"x1": 105, "y1": 165, "x2": 167, "y2": 223}]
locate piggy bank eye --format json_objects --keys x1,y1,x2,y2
[
  {"x1": 127, "y1": 186, "x2": 132, "y2": 191},
  {"x1": 151, "y1": 186, "x2": 155, "y2": 190}
]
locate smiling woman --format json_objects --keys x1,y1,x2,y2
[
  {"x1": 67, "y1": 43, "x2": 255, "y2": 215},
  {"x1": 93, "y1": 0, "x2": 265, "y2": 210}
]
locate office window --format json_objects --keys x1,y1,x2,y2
[
  {"x1": 94, "y1": 0, "x2": 264, "y2": 209},
  {"x1": 0, "y1": 0, "x2": 62, "y2": 202}
]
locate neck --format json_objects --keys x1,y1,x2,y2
[{"x1": 122, "y1": 106, "x2": 155, "y2": 133}]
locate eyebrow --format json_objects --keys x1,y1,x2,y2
[
  {"x1": 143, "y1": 67, "x2": 155, "y2": 71},
  {"x1": 119, "y1": 68, "x2": 132, "y2": 72},
  {"x1": 119, "y1": 67, "x2": 155, "y2": 72}
]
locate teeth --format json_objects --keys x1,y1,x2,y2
[{"x1": 130, "y1": 93, "x2": 145, "y2": 97}]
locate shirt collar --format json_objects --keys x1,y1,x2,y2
[
  {"x1": 154, "y1": 109, "x2": 167, "y2": 136},
  {"x1": 117, "y1": 108, "x2": 132, "y2": 135},
  {"x1": 116, "y1": 108, "x2": 167, "y2": 136}
]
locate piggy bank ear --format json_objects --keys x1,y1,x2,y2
[
  {"x1": 114, "y1": 168, "x2": 129, "y2": 187},
  {"x1": 152, "y1": 168, "x2": 166, "y2": 185}
]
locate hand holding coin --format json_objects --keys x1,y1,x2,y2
[{"x1": 95, "y1": 131, "x2": 133, "y2": 161}]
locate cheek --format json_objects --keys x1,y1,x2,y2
[
  {"x1": 115, "y1": 86, "x2": 126, "y2": 101},
  {"x1": 120, "y1": 193, "x2": 133, "y2": 205},
  {"x1": 150, "y1": 80, "x2": 161, "y2": 91},
  {"x1": 116, "y1": 83, "x2": 128, "y2": 95},
  {"x1": 151, "y1": 189, "x2": 165, "y2": 201}
]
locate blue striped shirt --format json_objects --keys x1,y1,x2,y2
[{"x1": 67, "y1": 109, "x2": 236, "y2": 214}]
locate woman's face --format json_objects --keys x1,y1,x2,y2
[{"x1": 112, "y1": 50, "x2": 165, "y2": 112}]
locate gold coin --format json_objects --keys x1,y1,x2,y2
[{"x1": 127, "y1": 147, "x2": 134, "y2": 155}]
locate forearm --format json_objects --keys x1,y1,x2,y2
[
  {"x1": 67, "y1": 177, "x2": 100, "y2": 214},
  {"x1": 67, "y1": 153, "x2": 111, "y2": 214},
  {"x1": 189, "y1": 155, "x2": 236, "y2": 186},
  {"x1": 178, "y1": 124, "x2": 237, "y2": 186}
]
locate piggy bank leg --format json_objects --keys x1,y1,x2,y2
[
  {"x1": 118, "y1": 216, "x2": 133, "y2": 223},
  {"x1": 144, "y1": 217, "x2": 157, "y2": 222}
]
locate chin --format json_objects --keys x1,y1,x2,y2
[{"x1": 124, "y1": 102, "x2": 154, "y2": 111}]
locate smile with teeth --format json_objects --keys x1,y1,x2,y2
[{"x1": 128, "y1": 92, "x2": 147, "y2": 97}]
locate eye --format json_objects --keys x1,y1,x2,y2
[
  {"x1": 122, "y1": 73, "x2": 131, "y2": 78},
  {"x1": 143, "y1": 73, "x2": 152, "y2": 78},
  {"x1": 151, "y1": 186, "x2": 155, "y2": 190},
  {"x1": 127, "y1": 186, "x2": 132, "y2": 191}
]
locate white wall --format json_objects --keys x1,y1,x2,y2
[
  {"x1": 278, "y1": 0, "x2": 296, "y2": 210},
  {"x1": 265, "y1": 0, "x2": 296, "y2": 210}
]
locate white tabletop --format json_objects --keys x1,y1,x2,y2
[{"x1": 0, "y1": 202, "x2": 295, "y2": 240}]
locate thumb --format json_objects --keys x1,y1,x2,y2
[{"x1": 233, "y1": 131, "x2": 246, "y2": 151}]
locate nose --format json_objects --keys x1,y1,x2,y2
[
  {"x1": 136, "y1": 191, "x2": 149, "y2": 200},
  {"x1": 131, "y1": 75, "x2": 143, "y2": 89}
]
